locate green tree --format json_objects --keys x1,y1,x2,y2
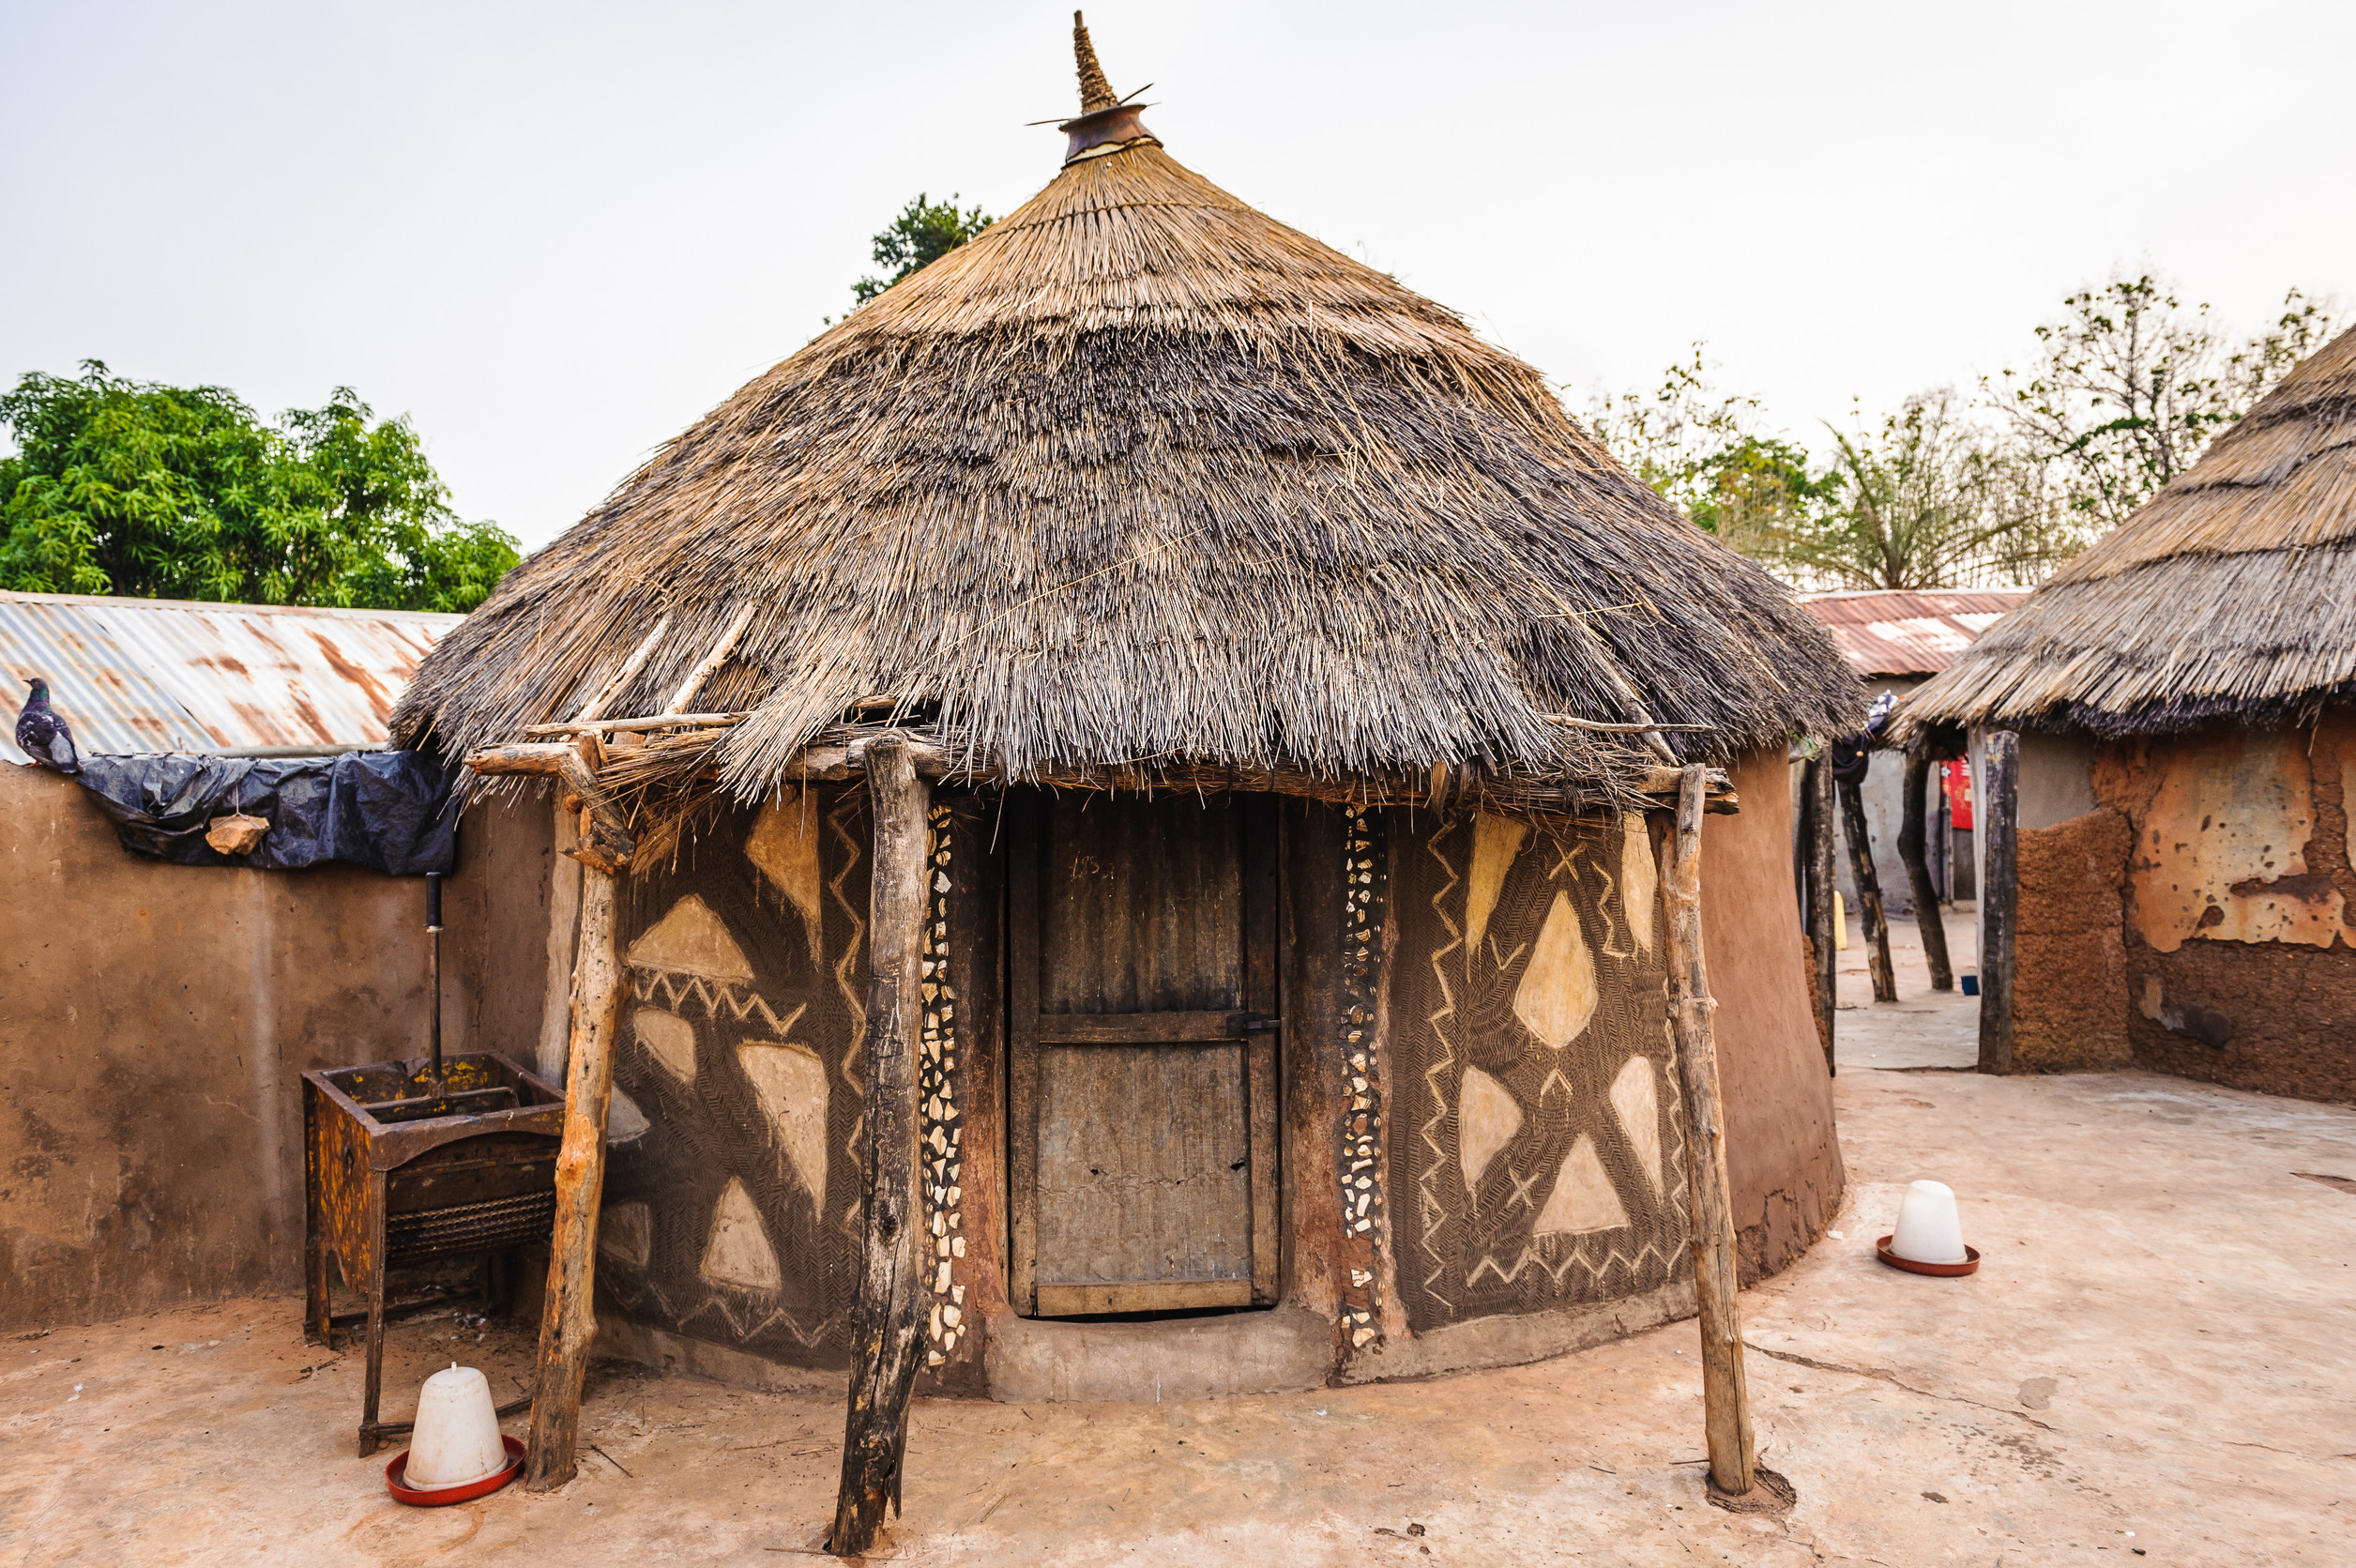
[
  {"x1": 1584, "y1": 347, "x2": 1832, "y2": 563},
  {"x1": 1800, "y1": 391, "x2": 2075, "y2": 590},
  {"x1": 0, "y1": 362, "x2": 518, "y2": 611},
  {"x1": 1993, "y1": 276, "x2": 2337, "y2": 530},
  {"x1": 851, "y1": 192, "x2": 995, "y2": 305}
]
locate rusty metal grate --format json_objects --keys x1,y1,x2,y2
[{"x1": 386, "y1": 1191, "x2": 557, "y2": 1264}]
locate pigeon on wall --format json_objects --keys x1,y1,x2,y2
[{"x1": 16, "y1": 677, "x2": 81, "y2": 773}]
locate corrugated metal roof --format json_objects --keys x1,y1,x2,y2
[
  {"x1": 0, "y1": 591, "x2": 461, "y2": 764},
  {"x1": 1801, "y1": 588, "x2": 2029, "y2": 679}
]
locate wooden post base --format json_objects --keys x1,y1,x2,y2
[{"x1": 524, "y1": 865, "x2": 625, "y2": 1491}]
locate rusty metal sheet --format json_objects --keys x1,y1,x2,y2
[
  {"x1": 1801, "y1": 589, "x2": 2028, "y2": 679},
  {"x1": 0, "y1": 590, "x2": 460, "y2": 763}
]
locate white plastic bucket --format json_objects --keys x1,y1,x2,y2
[
  {"x1": 404, "y1": 1363, "x2": 509, "y2": 1489},
  {"x1": 1888, "y1": 1180, "x2": 1968, "y2": 1266}
]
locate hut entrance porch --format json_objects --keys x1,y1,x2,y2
[{"x1": 1007, "y1": 791, "x2": 1283, "y2": 1317}]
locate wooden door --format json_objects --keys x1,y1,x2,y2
[{"x1": 1008, "y1": 792, "x2": 1281, "y2": 1316}]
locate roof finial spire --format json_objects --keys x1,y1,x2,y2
[
  {"x1": 1073, "y1": 11, "x2": 1117, "y2": 113},
  {"x1": 1056, "y1": 13, "x2": 1159, "y2": 166}
]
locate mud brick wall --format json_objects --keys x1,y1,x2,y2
[
  {"x1": 2086, "y1": 712, "x2": 2356, "y2": 1104},
  {"x1": 2012, "y1": 807, "x2": 2135, "y2": 1072},
  {"x1": 0, "y1": 766, "x2": 552, "y2": 1331}
]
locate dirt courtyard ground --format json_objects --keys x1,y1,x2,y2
[{"x1": 5, "y1": 912, "x2": 2352, "y2": 1566}]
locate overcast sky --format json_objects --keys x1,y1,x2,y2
[{"x1": 4, "y1": 1, "x2": 2348, "y2": 550}]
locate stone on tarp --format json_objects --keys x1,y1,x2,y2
[{"x1": 205, "y1": 814, "x2": 271, "y2": 855}]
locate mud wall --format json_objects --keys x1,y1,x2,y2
[
  {"x1": 592, "y1": 787, "x2": 1006, "y2": 1393},
  {"x1": 2011, "y1": 807, "x2": 2134, "y2": 1072},
  {"x1": 2093, "y1": 713, "x2": 2356, "y2": 1103},
  {"x1": 1368, "y1": 744, "x2": 1842, "y2": 1354},
  {"x1": 1383, "y1": 807, "x2": 1690, "y2": 1335},
  {"x1": 1700, "y1": 749, "x2": 1846, "y2": 1284},
  {"x1": 594, "y1": 787, "x2": 870, "y2": 1372},
  {"x1": 0, "y1": 764, "x2": 551, "y2": 1330}
]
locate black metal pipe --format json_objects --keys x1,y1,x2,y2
[{"x1": 426, "y1": 872, "x2": 445, "y2": 1090}]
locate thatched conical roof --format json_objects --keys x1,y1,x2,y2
[
  {"x1": 1900, "y1": 326, "x2": 2356, "y2": 739},
  {"x1": 394, "y1": 21, "x2": 1857, "y2": 802}
]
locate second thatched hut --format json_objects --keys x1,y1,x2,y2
[{"x1": 1900, "y1": 326, "x2": 2356, "y2": 1101}]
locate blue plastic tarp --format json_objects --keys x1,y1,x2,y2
[{"x1": 70, "y1": 750, "x2": 457, "y2": 874}]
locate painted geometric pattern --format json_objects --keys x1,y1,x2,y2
[
  {"x1": 917, "y1": 803, "x2": 973, "y2": 1366},
  {"x1": 594, "y1": 786, "x2": 872, "y2": 1363},
  {"x1": 1335, "y1": 804, "x2": 1388, "y2": 1352},
  {"x1": 1391, "y1": 810, "x2": 1690, "y2": 1332}
]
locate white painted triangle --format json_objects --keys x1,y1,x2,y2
[
  {"x1": 1512, "y1": 891, "x2": 1598, "y2": 1048},
  {"x1": 606, "y1": 1084, "x2": 651, "y2": 1144},
  {"x1": 599, "y1": 1200, "x2": 650, "y2": 1266},
  {"x1": 700, "y1": 1177, "x2": 782, "y2": 1290},
  {"x1": 1609, "y1": 1056, "x2": 1664, "y2": 1194},
  {"x1": 739, "y1": 1041, "x2": 829, "y2": 1203},
  {"x1": 627, "y1": 893, "x2": 753, "y2": 981},
  {"x1": 633, "y1": 1007, "x2": 698, "y2": 1086},
  {"x1": 1466, "y1": 813, "x2": 1530, "y2": 969},
  {"x1": 1620, "y1": 813, "x2": 1658, "y2": 955},
  {"x1": 1532, "y1": 1134, "x2": 1629, "y2": 1236},
  {"x1": 1457, "y1": 1065, "x2": 1523, "y2": 1190}
]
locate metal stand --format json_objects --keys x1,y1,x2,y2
[{"x1": 303, "y1": 1052, "x2": 565, "y2": 1454}]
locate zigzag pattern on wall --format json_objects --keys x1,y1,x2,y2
[
  {"x1": 1413, "y1": 817, "x2": 1466, "y2": 1324},
  {"x1": 826, "y1": 790, "x2": 869, "y2": 1238},
  {"x1": 1392, "y1": 811, "x2": 1692, "y2": 1332}
]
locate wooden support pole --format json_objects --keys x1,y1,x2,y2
[
  {"x1": 524, "y1": 863, "x2": 625, "y2": 1490},
  {"x1": 1976, "y1": 730, "x2": 2020, "y2": 1074},
  {"x1": 466, "y1": 742, "x2": 636, "y2": 874},
  {"x1": 1836, "y1": 764, "x2": 1898, "y2": 1004},
  {"x1": 1804, "y1": 755, "x2": 1838, "y2": 1075},
  {"x1": 1896, "y1": 748, "x2": 1954, "y2": 991},
  {"x1": 571, "y1": 615, "x2": 671, "y2": 723},
  {"x1": 663, "y1": 603, "x2": 756, "y2": 716},
  {"x1": 829, "y1": 738, "x2": 931, "y2": 1557},
  {"x1": 1659, "y1": 766, "x2": 1771, "y2": 1507}
]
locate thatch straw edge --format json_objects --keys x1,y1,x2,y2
[{"x1": 1898, "y1": 326, "x2": 2356, "y2": 738}]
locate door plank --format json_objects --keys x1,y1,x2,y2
[
  {"x1": 1034, "y1": 1042, "x2": 1253, "y2": 1290},
  {"x1": 1007, "y1": 795, "x2": 1042, "y2": 1316},
  {"x1": 1035, "y1": 1279, "x2": 1254, "y2": 1316},
  {"x1": 1240, "y1": 798, "x2": 1282, "y2": 1305},
  {"x1": 1035, "y1": 1011, "x2": 1272, "y2": 1044},
  {"x1": 1041, "y1": 796, "x2": 1241, "y2": 1013}
]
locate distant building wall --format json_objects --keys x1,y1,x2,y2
[
  {"x1": 2018, "y1": 732, "x2": 2100, "y2": 830},
  {"x1": 2011, "y1": 804, "x2": 2134, "y2": 1072},
  {"x1": 1832, "y1": 677, "x2": 1918, "y2": 917},
  {"x1": 0, "y1": 765, "x2": 552, "y2": 1330}
]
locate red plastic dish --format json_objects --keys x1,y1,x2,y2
[
  {"x1": 1876, "y1": 1235, "x2": 1981, "y2": 1276},
  {"x1": 386, "y1": 1434, "x2": 526, "y2": 1505}
]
